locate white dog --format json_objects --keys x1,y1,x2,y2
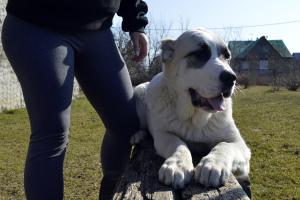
[{"x1": 131, "y1": 28, "x2": 251, "y2": 190}]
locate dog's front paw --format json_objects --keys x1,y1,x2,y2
[
  {"x1": 194, "y1": 155, "x2": 231, "y2": 187},
  {"x1": 159, "y1": 157, "x2": 194, "y2": 189},
  {"x1": 130, "y1": 130, "x2": 147, "y2": 145}
]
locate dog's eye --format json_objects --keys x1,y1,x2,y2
[
  {"x1": 222, "y1": 50, "x2": 231, "y2": 60},
  {"x1": 224, "y1": 52, "x2": 230, "y2": 59},
  {"x1": 193, "y1": 49, "x2": 211, "y2": 62},
  {"x1": 197, "y1": 50, "x2": 206, "y2": 58},
  {"x1": 186, "y1": 46, "x2": 211, "y2": 61},
  {"x1": 186, "y1": 50, "x2": 208, "y2": 60}
]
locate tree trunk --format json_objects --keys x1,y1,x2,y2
[{"x1": 113, "y1": 137, "x2": 250, "y2": 200}]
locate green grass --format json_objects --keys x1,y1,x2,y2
[
  {"x1": 0, "y1": 93, "x2": 105, "y2": 200},
  {"x1": 0, "y1": 87, "x2": 299, "y2": 199},
  {"x1": 233, "y1": 86, "x2": 300, "y2": 199}
]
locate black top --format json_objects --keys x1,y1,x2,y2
[{"x1": 6, "y1": 0, "x2": 148, "y2": 32}]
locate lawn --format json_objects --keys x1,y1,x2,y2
[
  {"x1": 232, "y1": 86, "x2": 300, "y2": 199},
  {"x1": 0, "y1": 86, "x2": 299, "y2": 199},
  {"x1": 0, "y1": 94, "x2": 105, "y2": 200}
]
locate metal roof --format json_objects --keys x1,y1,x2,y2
[{"x1": 228, "y1": 36, "x2": 292, "y2": 59}]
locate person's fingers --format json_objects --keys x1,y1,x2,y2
[
  {"x1": 130, "y1": 32, "x2": 148, "y2": 62},
  {"x1": 139, "y1": 35, "x2": 148, "y2": 59},
  {"x1": 131, "y1": 35, "x2": 140, "y2": 56}
]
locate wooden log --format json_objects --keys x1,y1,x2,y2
[{"x1": 112, "y1": 137, "x2": 250, "y2": 200}]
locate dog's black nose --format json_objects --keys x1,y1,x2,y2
[{"x1": 219, "y1": 71, "x2": 236, "y2": 87}]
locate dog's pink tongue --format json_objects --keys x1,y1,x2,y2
[{"x1": 207, "y1": 95, "x2": 226, "y2": 111}]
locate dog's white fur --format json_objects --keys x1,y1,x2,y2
[{"x1": 131, "y1": 28, "x2": 251, "y2": 189}]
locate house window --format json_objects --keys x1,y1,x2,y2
[{"x1": 260, "y1": 60, "x2": 269, "y2": 69}]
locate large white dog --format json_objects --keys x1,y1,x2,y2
[{"x1": 131, "y1": 28, "x2": 251, "y2": 190}]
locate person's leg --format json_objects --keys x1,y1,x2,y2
[
  {"x1": 2, "y1": 14, "x2": 75, "y2": 200},
  {"x1": 73, "y1": 29, "x2": 140, "y2": 198}
]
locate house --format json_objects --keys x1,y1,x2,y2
[
  {"x1": 291, "y1": 53, "x2": 300, "y2": 70},
  {"x1": 228, "y1": 36, "x2": 293, "y2": 76},
  {"x1": 293, "y1": 53, "x2": 300, "y2": 62}
]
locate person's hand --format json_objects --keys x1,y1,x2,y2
[{"x1": 130, "y1": 32, "x2": 148, "y2": 62}]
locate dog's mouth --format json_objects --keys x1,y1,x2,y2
[{"x1": 189, "y1": 88, "x2": 230, "y2": 111}]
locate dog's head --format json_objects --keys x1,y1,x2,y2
[{"x1": 161, "y1": 28, "x2": 236, "y2": 113}]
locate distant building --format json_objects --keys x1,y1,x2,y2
[
  {"x1": 228, "y1": 36, "x2": 293, "y2": 76},
  {"x1": 293, "y1": 53, "x2": 300, "y2": 61},
  {"x1": 291, "y1": 53, "x2": 300, "y2": 71}
]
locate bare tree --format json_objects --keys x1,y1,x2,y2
[
  {"x1": 179, "y1": 15, "x2": 190, "y2": 32},
  {"x1": 111, "y1": 15, "x2": 190, "y2": 84},
  {"x1": 145, "y1": 14, "x2": 191, "y2": 78},
  {"x1": 145, "y1": 14, "x2": 173, "y2": 76},
  {"x1": 220, "y1": 26, "x2": 244, "y2": 73},
  {"x1": 112, "y1": 25, "x2": 148, "y2": 85},
  {"x1": 218, "y1": 26, "x2": 244, "y2": 46}
]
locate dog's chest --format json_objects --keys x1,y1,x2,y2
[
  {"x1": 163, "y1": 109, "x2": 226, "y2": 149},
  {"x1": 168, "y1": 117, "x2": 220, "y2": 143},
  {"x1": 169, "y1": 124, "x2": 222, "y2": 153}
]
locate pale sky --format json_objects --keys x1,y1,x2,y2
[{"x1": 114, "y1": 0, "x2": 300, "y2": 54}]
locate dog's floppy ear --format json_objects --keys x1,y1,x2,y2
[{"x1": 161, "y1": 38, "x2": 175, "y2": 63}]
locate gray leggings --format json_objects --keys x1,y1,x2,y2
[{"x1": 2, "y1": 14, "x2": 139, "y2": 200}]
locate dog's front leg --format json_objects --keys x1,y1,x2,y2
[
  {"x1": 153, "y1": 132, "x2": 194, "y2": 189},
  {"x1": 194, "y1": 139, "x2": 250, "y2": 187}
]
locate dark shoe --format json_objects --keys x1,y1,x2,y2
[
  {"x1": 237, "y1": 175, "x2": 251, "y2": 199},
  {"x1": 99, "y1": 172, "x2": 121, "y2": 200}
]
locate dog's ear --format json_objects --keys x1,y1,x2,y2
[{"x1": 161, "y1": 38, "x2": 175, "y2": 63}]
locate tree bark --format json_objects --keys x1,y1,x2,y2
[{"x1": 112, "y1": 137, "x2": 250, "y2": 200}]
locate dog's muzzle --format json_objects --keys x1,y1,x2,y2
[
  {"x1": 219, "y1": 71, "x2": 236, "y2": 96},
  {"x1": 189, "y1": 71, "x2": 236, "y2": 112},
  {"x1": 189, "y1": 88, "x2": 226, "y2": 112}
]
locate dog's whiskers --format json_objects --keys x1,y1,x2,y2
[
  {"x1": 234, "y1": 83, "x2": 244, "y2": 95},
  {"x1": 232, "y1": 84, "x2": 244, "y2": 100}
]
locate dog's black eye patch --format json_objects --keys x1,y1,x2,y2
[{"x1": 185, "y1": 43, "x2": 211, "y2": 68}]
